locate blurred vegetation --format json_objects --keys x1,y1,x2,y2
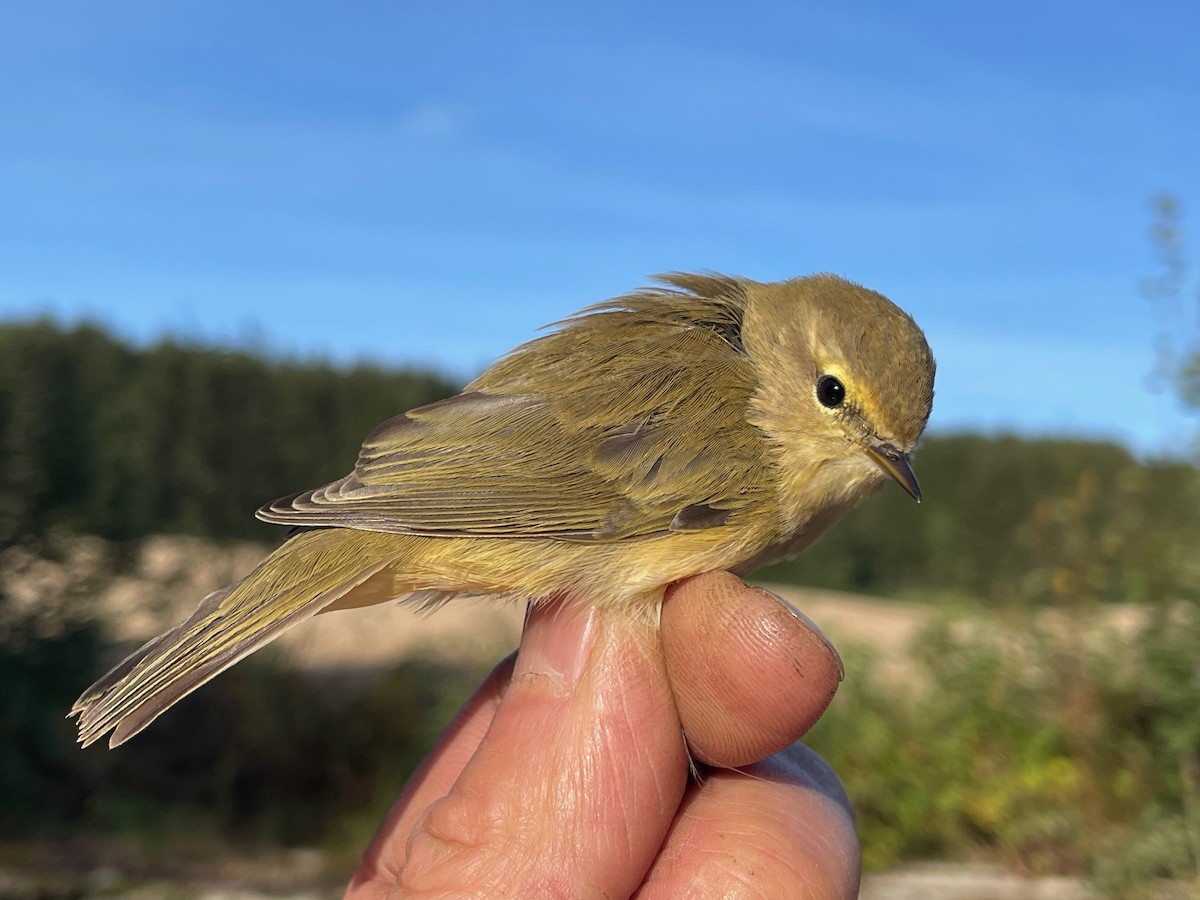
[
  {"x1": 808, "y1": 600, "x2": 1200, "y2": 896},
  {"x1": 2, "y1": 318, "x2": 1196, "y2": 604},
  {"x1": 1143, "y1": 192, "x2": 1200, "y2": 430},
  {"x1": 0, "y1": 298, "x2": 1198, "y2": 896},
  {"x1": 0, "y1": 319, "x2": 457, "y2": 545},
  {"x1": 0, "y1": 575, "x2": 488, "y2": 865},
  {"x1": 762, "y1": 435, "x2": 1200, "y2": 605}
]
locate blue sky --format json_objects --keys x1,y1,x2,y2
[{"x1": 2, "y1": 1, "x2": 1198, "y2": 454}]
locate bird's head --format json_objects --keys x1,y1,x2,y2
[{"x1": 742, "y1": 274, "x2": 936, "y2": 503}]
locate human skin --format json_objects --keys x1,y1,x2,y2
[{"x1": 344, "y1": 571, "x2": 860, "y2": 899}]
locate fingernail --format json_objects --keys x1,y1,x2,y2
[
  {"x1": 755, "y1": 588, "x2": 844, "y2": 682},
  {"x1": 512, "y1": 600, "x2": 598, "y2": 693}
]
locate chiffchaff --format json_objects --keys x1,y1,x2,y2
[{"x1": 74, "y1": 272, "x2": 935, "y2": 747}]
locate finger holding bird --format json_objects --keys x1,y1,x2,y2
[{"x1": 72, "y1": 271, "x2": 935, "y2": 748}]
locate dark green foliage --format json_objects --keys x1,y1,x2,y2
[
  {"x1": 82, "y1": 653, "x2": 484, "y2": 846},
  {"x1": 0, "y1": 319, "x2": 457, "y2": 545},
  {"x1": 0, "y1": 599, "x2": 107, "y2": 830},
  {"x1": 808, "y1": 599, "x2": 1200, "y2": 889},
  {"x1": 0, "y1": 582, "x2": 485, "y2": 847},
  {"x1": 761, "y1": 433, "x2": 1200, "y2": 604}
]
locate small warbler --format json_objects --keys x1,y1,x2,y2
[{"x1": 73, "y1": 272, "x2": 935, "y2": 748}]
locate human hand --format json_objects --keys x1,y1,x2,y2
[{"x1": 344, "y1": 571, "x2": 859, "y2": 898}]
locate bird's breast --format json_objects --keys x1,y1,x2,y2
[{"x1": 740, "y1": 453, "x2": 885, "y2": 573}]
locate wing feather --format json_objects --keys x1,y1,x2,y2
[{"x1": 258, "y1": 276, "x2": 773, "y2": 540}]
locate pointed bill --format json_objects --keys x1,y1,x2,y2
[{"x1": 865, "y1": 443, "x2": 921, "y2": 502}]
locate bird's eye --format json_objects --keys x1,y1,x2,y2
[{"x1": 816, "y1": 375, "x2": 846, "y2": 408}]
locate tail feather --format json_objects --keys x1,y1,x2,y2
[
  {"x1": 71, "y1": 616, "x2": 202, "y2": 714},
  {"x1": 71, "y1": 529, "x2": 395, "y2": 748}
]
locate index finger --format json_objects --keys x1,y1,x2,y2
[{"x1": 662, "y1": 571, "x2": 844, "y2": 767}]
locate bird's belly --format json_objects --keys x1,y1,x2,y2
[{"x1": 341, "y1": 523, "x2": 774, "y2": 616}]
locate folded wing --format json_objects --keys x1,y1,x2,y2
[{"x1": 259, "y1": 316, "x2": 772, "y2": 541}]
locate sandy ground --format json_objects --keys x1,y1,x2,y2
[
  {"x1": 860, "y1": 864, "x2": 1098, "y2": 899},
  {"x1": 3, "y1": 533, "x2": 1148, "y2": 677}
]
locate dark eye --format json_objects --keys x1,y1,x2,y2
[{"x1": 816, "y1": 375, "x2": 845, "y2": 408}]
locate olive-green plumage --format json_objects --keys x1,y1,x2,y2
[{"x1": 72, "y1": 272, "x2": 935, "y2": 748}]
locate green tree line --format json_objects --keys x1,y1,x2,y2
[
  {"x1": 0, "y1": 319, "x2": 456, "y2": 545},
  {"x1": 2, "y1": 318, "x2": 1197, "y2": 603},
  {"x1": 763, "y1": 434, "x2": 1200, "y2": 604}
]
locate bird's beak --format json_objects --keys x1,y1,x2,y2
[{"x1": 865, "y1": 442, "x2": 922, "y2": 502}]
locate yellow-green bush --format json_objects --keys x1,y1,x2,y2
[{"x1": 807, "y1": 600, "x2": 1200, "y2": 893}]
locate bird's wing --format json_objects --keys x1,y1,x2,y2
[{"x1": 258, "y1": 320, "x2": 772, "y2": 541}]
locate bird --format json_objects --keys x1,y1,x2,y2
[{"x1": 72, "y1": 271, "x2": 935, "y2": 748}]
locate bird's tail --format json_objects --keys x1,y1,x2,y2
[{"x1": 71, "y1": 528, "x2": 397, "y2": 748}]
